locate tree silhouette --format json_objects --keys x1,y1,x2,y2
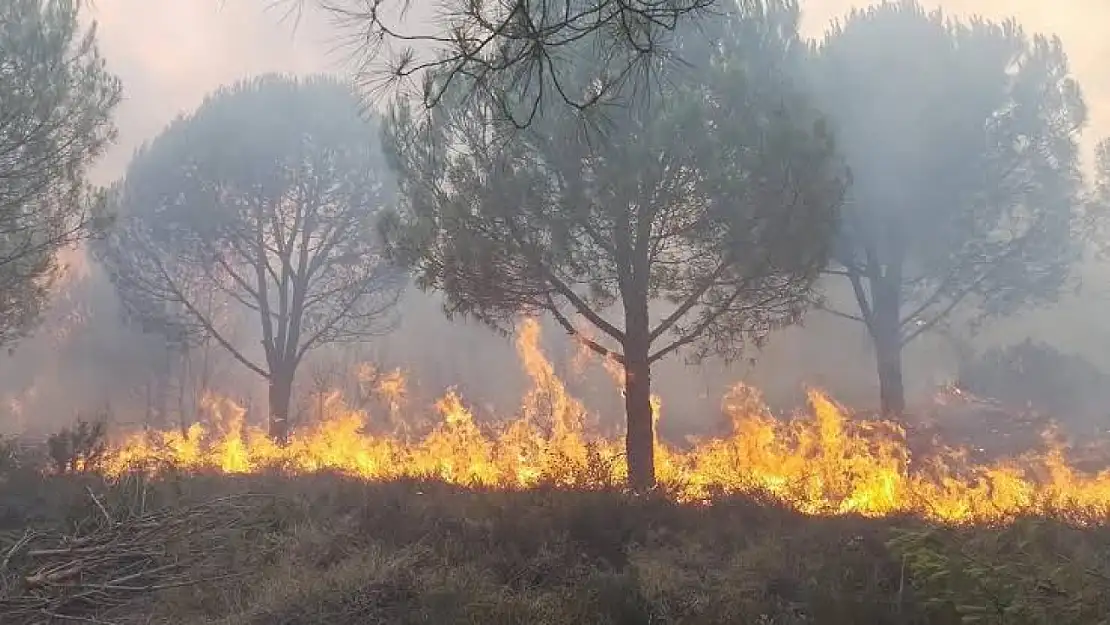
[
  {"x1": 810, "y1": 0, "x2": 1088, "y2": 415},
  {"x1": 97, "y1": 74, "x2": 404, "y2": 442}
]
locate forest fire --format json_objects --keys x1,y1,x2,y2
[{"x1": 101, "y1": 320, "x2": 1110, "y2": 526}]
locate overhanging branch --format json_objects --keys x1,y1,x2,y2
[{"x1": 546, "y1": 301, "x2": 626, "y2": 364}]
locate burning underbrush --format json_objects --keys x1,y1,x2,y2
[
  {"x1": 82, "y1": 319, "x2": 1110, "y2": 526},
  {"x1": 2, "y1": 320, "x2": 1110, "y2": 623}
]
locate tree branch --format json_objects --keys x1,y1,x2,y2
[
  {"x1": 648, "y1": 261, "x2": 727, "y2": 342},
  {"x1": 546, "y1": 301, "x2": 626, "y2": 364},
  {"x1": 149, "y1": 254, "x2": 270, "y2": 379},
  {"x1": 814, "y1": 302, "x2": 866, "y2": 324}
]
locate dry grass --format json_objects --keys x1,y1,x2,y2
[{"x1": 0, "y1": 467, "x2": 1108, "y2": 624}]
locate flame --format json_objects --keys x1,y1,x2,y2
[{"x1": 102, "y1": 319, "x2": 1110, "y2": 526}]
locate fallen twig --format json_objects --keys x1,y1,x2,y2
[
  {"x1": 0, "y1": 491, "x2": 280, "y2": 624},
  {"x1": 85, "y1": 487, "x2": 113, "y2": 527}
]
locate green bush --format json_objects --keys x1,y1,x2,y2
[
  {"x1": 889, "y1": 519, "x2": 1110, "y2": 624},
  {"x1": 958, "y1": 339, "x2": 1110, "y2": 426}
]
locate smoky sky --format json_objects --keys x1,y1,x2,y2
[
  {"x1": 87, "y1": 0, "x2": 1110, "y2": 185},
  {"x1": 28, "y1": 0, "x2": 1102, "y2": 436}
]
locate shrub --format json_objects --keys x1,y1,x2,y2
[
  {"x1": 888, "y1": 518, "x2": 1110, "y2": 624},
  {"x1": 46, "y1": 416, "x2": 107, "y2": 474},
  {"x1": 958, "y1": 339, "x2": 1110, "y2": 425}
]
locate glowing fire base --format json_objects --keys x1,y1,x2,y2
[{"x1": 102, "y1": 320, "x2": 1110, "y2": 526}]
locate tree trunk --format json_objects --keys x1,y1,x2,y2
[
  {"x1": 618, "y1": 219, "x2": 655, "y2": 491},
  {"x1": 875, "y1": 330, "x2": 905, "y2": 416},
  {"x1": 268, "y1": 369, "x2": 293, "y2": 443},
  {"x1": 624, "y1": 347, "x2": 655, "y2": 492},
  {"x1": 622, "y1": 289, "x2": 655, "y2": 491},
  {"x1": 871, "y1": 276, "x2": 905, "y2": 416},
  {"x1": 178, "y1": 374, "x2": 189, "y2": 437}
]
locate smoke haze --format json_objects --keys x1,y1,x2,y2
[{"x1": 3, "y1": 0, "x2": 1109, "y2": 436}]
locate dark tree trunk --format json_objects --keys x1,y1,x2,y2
[
  {"x1": 268, "y1": 368, "x2": 293, "y2": 443},
  {"x1": 871, "y1": 275, "x2": 905, "y2": 416},
  {"x1": 623, "y1": 295, "x2": 655, "y2": 492},
  {"x1": 875, "y1": 330, "x2": 905, "y2": 416},
  {"x1": 178, "y1": 373, "x2": 189, "y2": 437},
  {"x1": 624, "y1": 346, "x2": 655, "y2": 492}
]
